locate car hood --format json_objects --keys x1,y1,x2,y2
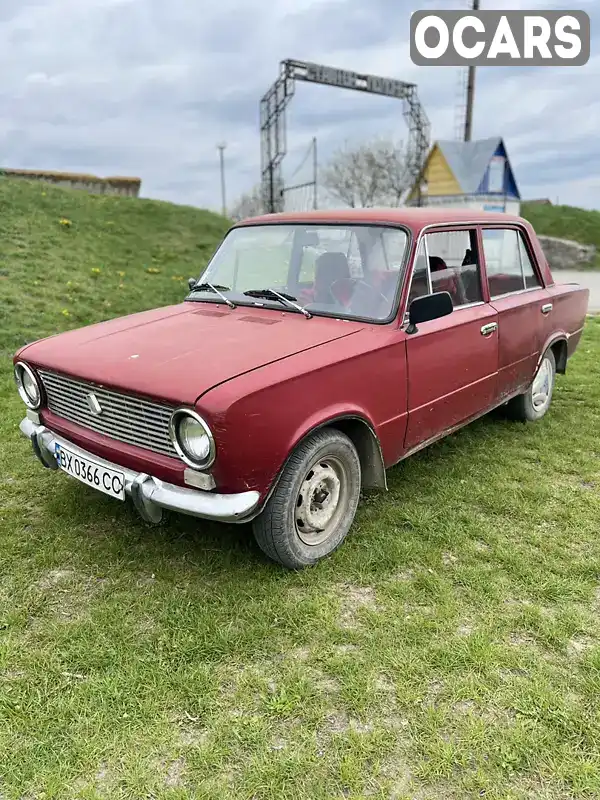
[{"x1": 20, "y1": 302, "x2": 364, "y2": 405}]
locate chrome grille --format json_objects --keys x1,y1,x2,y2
[{"x1": 38, "y1": 369, "x2": 177, "y2": 458}]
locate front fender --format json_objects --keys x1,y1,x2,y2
[
  {"x1": 200, "y1": 350, "x2": 406, "y2": 500},
  {"x1": 283, "y1": 407, "x2": 386, "y2": 489}
]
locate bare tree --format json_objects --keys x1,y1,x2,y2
[
  {"x1": 229, "y1": 184, "x2": 264, "y2": 221},
  {"x1": 321, "y1": 138, "x2": 410, "y2": 208},
  {"x1": 377, "y1": 140, "x2": 411, "y2": 206}
]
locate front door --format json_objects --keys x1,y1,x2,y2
[
  {"x1": 404, "y1": 227, "x2": 499, "y2": 452},
  {"x1": 481, "y1": 226, "x2": 548, "y2": 400}
]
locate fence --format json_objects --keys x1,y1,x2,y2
[{"x1": 0, "y1": 168, "x2": 141, "y2": 197}]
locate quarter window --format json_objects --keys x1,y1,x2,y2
[
  {"x1": 408, "y1": 229, "x2": 483, "y2": 309},
  {"x1": 482, "y1": 228, "x2": 541, "y2": 297},
  {"x1": 520, "y1": 236, "x2": 541, "y2": 289}
]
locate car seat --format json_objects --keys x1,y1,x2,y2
[
  {"x1": 429, "y1": 256, "x2": 448, "y2": 272},
  {"x1": 313, "y1": 252, "x2": 353, "y2": 305}
]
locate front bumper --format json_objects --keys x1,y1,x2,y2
[{"x1": 19, "y1": 416, "x2": 261, "y2": 525}]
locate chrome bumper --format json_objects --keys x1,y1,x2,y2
[{"x1": 19, "y1": 416, "x2": 261, "y2": 525}]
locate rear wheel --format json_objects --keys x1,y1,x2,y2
[
  {"x1": 252, "y1": 429, "x2": 361, "y2": 569},
  {"x1": 506, "y1": 349, "x2": 556, "y2": 422}
]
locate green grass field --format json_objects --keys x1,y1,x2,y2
[{"x1": 1, "y1": 179, "x2": 600, "y2": 799}]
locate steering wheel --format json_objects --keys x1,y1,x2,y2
[{"x1": 348, "y1": 280, "x2": 389, "y2": 316}]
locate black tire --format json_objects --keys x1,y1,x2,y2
[
  {"x1": 506, "y1": 349, "x2": 556, "y2": 422},
  {"x1": 252, "y1": 428, "x2": 362, "y2": 569}
]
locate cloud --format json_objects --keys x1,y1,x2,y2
[{"x1": 1, "y1": 0, "x2": 598, "y2": 212}]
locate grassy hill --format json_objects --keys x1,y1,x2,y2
[
  {"x1": 521, "y1": 201, "x2": 600, "y2": 268},
  {"x1": 0, "y1": 177, "x2": 230, "y2": 361}
]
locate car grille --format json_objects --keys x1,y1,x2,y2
[{"x1": 38, "y1": 369, "x2": 177, "y2": 458}]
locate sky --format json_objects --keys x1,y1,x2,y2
[{"x1": 2, "y1": 0, "x2": 599, "y2": 212}]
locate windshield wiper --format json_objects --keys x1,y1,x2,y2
[
  {"x1": 243, "y1": 288, "x2": 312, "y2": 319},
  {"x1": 190, "y1": 282, "x2": 236, "y2": 309}
]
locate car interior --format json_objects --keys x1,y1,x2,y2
[
  {"x1": 408, "y1": 231, "x2": 483, "y2": 309},
  {"x1": 296, "y1": 230, "x2": 402, "y2": 319}
]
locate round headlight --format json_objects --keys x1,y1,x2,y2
[
  {"x1": 14, "y1": 362, "x2": 42, "y2": 409},
  {"x1": 169, "y1": 409, "x2": 215, "y2": 469}
]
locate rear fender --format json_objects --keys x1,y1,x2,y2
[{"x1": 536, "y1": 332, "x2": 568, "y2": 375}]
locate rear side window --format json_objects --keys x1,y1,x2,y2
[
  {"x1": 519, "y1": 236, "x2": 541, "y2": 289},
  {"x1": 482, "y1": 228, "x2": 541, "y2": 297}
]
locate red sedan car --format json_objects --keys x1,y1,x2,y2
[{"x1": 14, "y1": 209, "x2": 589, "y2": 568}]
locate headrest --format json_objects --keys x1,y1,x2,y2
[
  {"x1": 315, "y1": 252, "x2": 350, "y2": 284},
  {"x1": 429, "y1": 256, "x2": 447, "y2": 272}
]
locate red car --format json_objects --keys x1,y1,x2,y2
[{"x1": 14, "y1": 209, "x2": 589, "y2": 568}]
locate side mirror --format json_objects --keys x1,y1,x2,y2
[
  {"x1": 188, "y1": 277, "x2": 197, "y2": 291},
  {"x1": 406, "y1": 292, "x2": 453, "y2": 334}
]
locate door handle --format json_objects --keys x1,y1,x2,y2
[
  {"x1": 541, "y1": 303, "x2": 553, "y2": 315},
  {"x1": 481, "y1": 322, "x2": 498, "y2": 337}
]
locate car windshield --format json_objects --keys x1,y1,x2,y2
[{"x1": 186, "y1": 223, "x2": 410, "y2": 322}]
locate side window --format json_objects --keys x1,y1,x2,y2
[
  {"x1": 408, "y1": 229, "x2": 483, "y2": 309},
  {"x1": 520, "y1": 236, "x2": 541, "y2": 289},
  {"x1": 407, "y1": 240, "x2": 430, "y2": 306},
  {"x1": 482, "y1": 228, "x2": 541, "y2": 297}
]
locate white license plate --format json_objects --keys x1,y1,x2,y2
[{"x1": 55, "y1": 443, "x2": 125, "y2": 501}]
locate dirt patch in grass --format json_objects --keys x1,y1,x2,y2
[
  {"x1": 36, "y1": 568, "x2": 77, "y2": 590},
  {"x1": 70, "y1": 764, "x2": 112, "y2": 796},
  {"x1": 508, "y1": 632, "x2": 538, "y2": 646},
  {"x1": 322, "y1": 711, "x2": 373, "y2": 736},
  {"x1": 333, "y1": 644, "x2": 359, "y2": 655},
  {"x1": 30, "y1": 567, "x2": 107, "y2": 625},
  {"x1": 164, "y1": 756, "x2": 186, "y2": 788},
  {"x1": 375, "y1": 674, "x2": 396, "y2": 694},
  {"x1": 335, "y1": 583, "x2": 380, "y2": 629},
  {"x1": 456, "y1": 623, "x2": 474, "y2": 636},
  {"x1": 314, "y1": 672, "x2": 341, "y2": 693},
  {"x1": 285, "y1": 646, "x2": 312, "y2": 662},
  {"x1": 441, "y1": 551, "x2": 458, "y2": 566},
  {"x1": 392, "y1": 568, "x2": 415, "y2": 582},
  {"x1": 567, "y1": 635, "x2": 596, "y2": 656}
]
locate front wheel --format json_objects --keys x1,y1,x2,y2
[
  {"x1": 252, "y1": 428, "x2": 362, "y2": 569},
  {"x1": 506, "y1": 349, "x2": 556, "y2": 422}
]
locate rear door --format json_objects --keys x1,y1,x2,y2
[
  {"x1": 404, "y1": 227, "x2": 499, "y2": 451},
  {"x1": 480, "y1": 226, "x2": 549, "y2": 400}
]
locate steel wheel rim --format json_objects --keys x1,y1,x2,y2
[
  {"x1": 294, "y1": 455, "x2": 349, "y2": 546},
  {"x1": 531, "y1": 357, "x2": 553, "y2": 411}
]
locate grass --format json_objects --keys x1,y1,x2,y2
[
  {"x1": 0, "y1": 176, "x2": 230, "y2": 358},
  {"x1": 1, "y1": 178, "x2": 600, "y2": 798},
  {"x1": 521, "y1": 202, "x2": 600, "y2": 269}
]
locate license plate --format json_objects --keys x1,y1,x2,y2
[{"x1": 55, "y1": 443, "x2": 125, "y2": 501}]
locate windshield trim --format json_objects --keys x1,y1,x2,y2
[{"x1": 184, "y1": 220, "x2": 414, "y2": 326}]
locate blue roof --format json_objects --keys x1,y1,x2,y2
[{"x1": 437, "y1": 137, "x2": 503, "y2": 193}]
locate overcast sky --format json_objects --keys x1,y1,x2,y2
[{"x1": 2, "y1": 0, "x2": 599, "y2": 212}]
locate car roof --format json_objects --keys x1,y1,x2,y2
[{"x1": 235, "y1": 207, "x2": 527, "y2": 232}]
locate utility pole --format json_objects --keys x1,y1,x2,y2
[
  {"x1": 464, "y1": 0, "x2": 479, "y2": 141},
  {"x1": 217, "y1": 142, "x2": 227, "y2": 216},
  {"x1": 312, "y1": 136, "x2": 318, "y2": 210}
]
